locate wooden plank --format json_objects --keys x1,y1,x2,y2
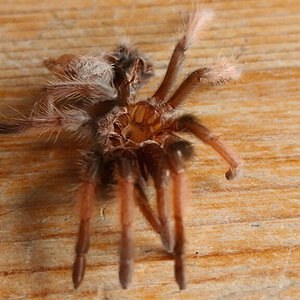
[{"x1": 0, "y1": 0, "x2": 299, "y2": 299}]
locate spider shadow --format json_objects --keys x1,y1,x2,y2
[{"x1": 13, "y1": 137, "x2": 82, "y2": 294}]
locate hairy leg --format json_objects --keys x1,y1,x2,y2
[
  {"x1": 134, "y1": 179, "x2": 162, "y2": 236},
  {"x1": 43, "y1": 54, "x2": 116, "y2": 105},
  {"x1": 152, "y1": 9, "x2": 214, "y2": 103},
  {"x1": 165, "y1": 58, "x2": 240, "y2": 109},
  {"x1": 117, "y1": 156, "x2": 135, "y2": 289},
  {"x1": 0, "y1": 122, "x2": 28, "y2": 134},
  {"x1": 139, "y1": 142, "x2": 174, "y2": 252},
  {"x1": 0, "y1": 104, "x2": 92, "y2": 140},
  {"x1": 173, "y1": 115, "x2": 242, "y2": 179},
  {"x1": 166, "y1": 143, "x2": 188, "y2": 290},
  {"x1": 72, "y1": 153, "x2": 100, "y2": 288}
]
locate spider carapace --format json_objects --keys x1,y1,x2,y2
[
  {"x1": 84, "y1": 44, "x2": 170, "y2": 149},
  {"x1": 0, "y1": 10, "x2": 242, "y2": 290}
]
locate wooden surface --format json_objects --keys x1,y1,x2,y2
[{"x1": 0, "y1": 1, "x2": 299, "y2": 299}]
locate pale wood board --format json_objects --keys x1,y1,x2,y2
[{"x1": 0, "y1": 1, "x2": 299, "y2": 299}]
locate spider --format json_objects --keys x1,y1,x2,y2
[{"x1": 0, "y1": 9, "x2": 242, "y2": 290}]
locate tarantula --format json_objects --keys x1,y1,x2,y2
[{"x1": 0, "y1": 10, "x2": 242, "y2": 289}]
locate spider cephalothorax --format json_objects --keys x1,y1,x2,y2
[{"x1": 0, "y1": 10, "x2": 242, "y2": 289}]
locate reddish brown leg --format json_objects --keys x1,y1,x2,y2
[
  {"x1": 0, "y1": 105, "x2": 90, "y2": 138},
  {"x1": 72, "y1": 157, "x2": 99, "y2": 288},
  {"x1": 0, "y1": 121, "x2": 29, "y2": 134},
  {"x1": 165, "y1": 59, "x2": 240, "y2": 109},
  {"x1": 165, "y1": 68, "x2": 205, "y2": 109},
  {"x1": 0, "y1": 119, "x2": 62, "y2": 137},
  {"x1": 152, "y1": 42, "x2": 186, "y2": 102},
  {"x1": 154, "y1": 168, "x2": 174, "y2": 253},
  {"x1": 134, "y1": 180, "x2": 161, "y2": 236},
  {"x1": 174, "y1": 115, "x2": 242, "y2": 179},
  {"x1": 152, "y1": 10, "x2": 213, "y2": 103},
  {"x1": 167, "y1": 147, "x2": 187, "y2": 290},
  {"x1": 117, "y1": 156, "x2": 135, "y2": 289},
  {"x1": 139, "y1": 143, "x2": 174, "y2": 252}
]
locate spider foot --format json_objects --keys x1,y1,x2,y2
[
  {"x1": 225, "y1": 166, "x2": 243, "y2": 180},
  {"x1": 160, "y1": 230, "x2": 174, "y2": 253},
  {"x1": 119, "y1": 259, "x2": 133, "y2": 289},
  {"x1": 72, "y1": 255, "x2": 86, "y2": 289},
  {"x1": 175, "y1": 255, "x2": 186, "y2": 290}
]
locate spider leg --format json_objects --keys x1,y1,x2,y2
[
  {"x1": 117, "y1": 155, "x2": 135, "y2": 289},
  {"x1": 0, "y1": 117, "x2": 63, "y2": 136},
  {"x1": 165, "y1": 139, "x2": 189, "y2": 290},
  {"x1": 0, "y1": 104, "x2": 92, "y2": 140},
  {"x1": 165, "y1": 58, "x2": 241, "y2": 109},
  {"x1": 165, "y1": 67, "x2": 206, "y2": 109},
  {"x1": 134, "y1": 179, "x2": 162, "y2": 236},
  {"x1": 152, "y1": 9, "x2": 214, "y2": 103},
  {"x1": 153, "y1": 168, "x2": 174, "y2": 253},
  {"x1": 173, "y1": 115, "x2": 242, "y2": 179},
  {"x1": 139, "y1": 143, "x2": 174, "y2": 252},
  {"x1": 0, "y1": 122, "x2": 28, "y2": 134},
  {"x1": 72, "y1": 152, "x2": 99, "y2": 289},
  {"x1": 43, "y1": 54, "x2": 117, "y2": 106},
  {"x1": 42, "y1": 82, "x2": 116, "y2": 107}
]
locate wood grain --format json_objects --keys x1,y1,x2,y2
[{"x1": 0, "y1": 1, "x2": 299, "y2": 299}]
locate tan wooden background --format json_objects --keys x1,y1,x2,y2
[{"x1": 0, "y1": 1, "x2": 299, "y2": 299}]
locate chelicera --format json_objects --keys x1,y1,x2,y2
[{"x1": 0, "y1": 9, "x2": 241, "y2": 289}]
